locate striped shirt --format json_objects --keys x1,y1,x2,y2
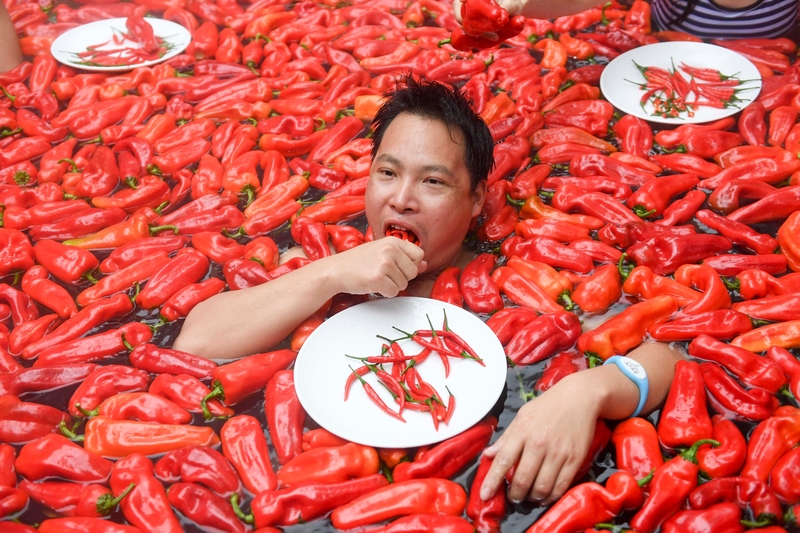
[{"x1": 652, "y1": 0, "x2": 798, "y2": 39}]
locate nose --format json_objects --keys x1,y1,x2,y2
[{"x1": 389, "y1": 177, "x2": 419, "y2": 213}]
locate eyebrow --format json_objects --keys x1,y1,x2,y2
[{"x1": 374, "y1": 154, "x2": 455, "y2": 178}]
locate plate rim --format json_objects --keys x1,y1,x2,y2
[
  {"x1": 50, "y1": 17, "x2": 191, "y2": 72},
  {"x1": 599, "y1": 41, "x2": 762, "y2": 125},
  {"x1": 293, "y1": 296, "x2": 507, "y2": 448}
]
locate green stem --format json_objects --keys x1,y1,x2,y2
[
  {"x1": 96, "y1": 483, "x2": 135, "y2": 515},
  {"x1": 230, "y1": 494, "x2": 254, "y2": 524},
  {"x1": 59, "y1": 420, "x2": 84, "y2": 442},
  {"x1": 201, "y1": 380, "x2": 225, "y2": 421},
  {"x1": 149, "y1": 224, "x2": 179, "y2": 235},
  {"x1": 75, "y1": 403, "x2": 98, "y2": 418}
]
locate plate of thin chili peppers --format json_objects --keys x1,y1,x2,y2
[
  {"x1": 50, "y1": 16, "x2": 191, "y2": 72},
  {"x1": 600, "y1": 42, "x2": 762, "y2": 124},
  {"x1": 294, "y1": 297, "x2": 507, "y2": 448}
]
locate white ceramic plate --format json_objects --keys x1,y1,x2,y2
[
  {"x1": 600, "y1": 42, "x2": 762, "y2": 124},
  {"x1": 294, "y1": 297, "x2": 507, "y2": 448},
  {"x1": 51, "y1": 17, "x2": 191, "y2": 72}
]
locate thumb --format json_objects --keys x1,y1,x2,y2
[{"x1": 418, "y1": 260, "x2": 428, "y2": 274}]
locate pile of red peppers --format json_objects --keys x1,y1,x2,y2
[{"x1": 3, "y1": 0, "x2": 800, "y2": 531}]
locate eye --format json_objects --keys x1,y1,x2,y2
[
  {"x1": 425, "y1": 176, "x2": 445, "y2": 185},
  {"x1": 380, "y1": 168, "x2": 395, "y2": 177}
]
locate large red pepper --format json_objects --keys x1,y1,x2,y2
[
  {"x1": 203, "y1": 349, "x2": 297, "y2": 409},
  {"x1": 265, "y1": 369, "x2": 305, "y2": 465},
  {"x1": 37, "y1": 517, "x2": 141, "y2": 533},
  {"x1": 491, "y1": 267, "x2": 566, "y2": 314},
  {"x1": 221, "y1": 415, "x2": 277, "y2": 494},
  {"x1": 0, "y1": 230, "x2": 35, "y2": 278},
  {"x1": 626, "y1": 174, "x2": 699, "y2": 218},
  {"x1": 770, "y1": 446, "x2": 800, "y2": 504},
  {"x1": 466, "y1": 455, "x2": 506, "y2": 533},
  {"x1": 16, "y1": 433, "x2": 113, "y2": 483},
  {"x1": 28, "y1": 207, "x2": 128, "y2": 242},
  {"x1": 571, "y1": 263, "x2": 622, "y2": 313},
  {"x1": 109, "y1": 453, "x2": 182, "y2": 533},
  {"x1": 697, "y1": 415, "x2": 747, "y2": 479},
  {"x1": 504, "y1": 312, "x2": 581, "y2": 366},
  {"x1": 0, "y1": 395, "x2": 70, "y2": 444},
  {"x1": 167, "y1": 482, "x2": 248, "y2": 533},
  {"x1": 501, "y1": 236, "x2": 594, "y2": 273},
  {"x1": 740, "y1": 405, "x2": 800, "y2": 482},
  {"x1": 649, "y1": 309, "x2": 753, "y2": 341},
  {"x1": 331, "y1": 478, "x2": 467, "y2": 530},
  {"x1": 611, "y1": 417, "x2": 663, "y2": 481},
  {"x1": 149, "y1": 373, "x2": 232, "y2": 419},
  {"x1": 21, "y1": 265, "x2": 77, "y2": 319},
  {"x1": 624, "y1": 234, "x2": 732, "y2": 276},
  {"x1": 778, "y1": 210, "x2": 800, "y2": 271},
  {"x1": 701, "y1": 362, "x2": 779, "y2": 421},
  {"x1": 660, "y1": 502, "x2": 745, "y2": 533},
  {"x1": 630, "y1": 439, "x2": 720, "y2": 533},
  {"x1": 394, "y1": 419, "x2": 494, "y2": 481},
  {"x1": 658, "y1": 360, "x2": 713, "y2": 448},
  {"x1": 67, "y1": 365, "x2": 150, "y2": 419},
  {"x1": 79, "y1": 392, "x2": 191, "y2": 425},
  {"x1": 21, "y1": 294, "x2": 133, "y2": 361},
  {"x1": 129, "y1": 343, "x2": 217, "y2": 380},
  {"x1": 154, "y1": 445, "x2": 239, "y2": 497},
  {"x1": 20, "y1": 479, "x2": 133, "y2": 518},
  {"x1": 526, "y1": 471, "x2": 645, "y2": 533},
  {"x1": 689, "y1": 476, "x2": 783, "y2": 524},
  {"x1": 688, "y1": 334, "x2": 787, "y2": 393},
  {"x1": 134, "y1": 247, "x2": 209, "y2": 309},
  {"x1": 34, "y1": 322, "x2": 152, "y2": 367},
  {"x1": 277, "y1": 442, "x2": 379, "y2": 487},
  {"x1": 459, "y1": 253, "x2": 503, "y2": 314}
]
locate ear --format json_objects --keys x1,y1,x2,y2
[{"x1": 470, "y1": 180, "x2": 487, "y2": 218}]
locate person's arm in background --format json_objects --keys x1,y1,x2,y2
[
  {"x1": 479, "y1": 342, "x2": 683, "y2": 503},
  {"x1": 0, "y1": 4, "x2": 23, "y2": 72},
  {"x1": 453, "y1": 0, "x2": 606, "y2": 23},
  {"x1": 174, "y1": 238, "x2": 425, "y2": 360}
]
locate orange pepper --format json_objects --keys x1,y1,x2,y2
[
  {"x1": 578, "y1": 295, "x2": 679, "y2": 360},
  {"x1": 354, "y1": 94, "x2": 386, "y2": 121},
  {"x1": 533, "y1": 38, "x2": 567, "y2": 69},
  {"x1": 519, "y1": 196, "x2": 604, "y2": 230},
  {"x1": 481, "y1": 92, "x2": 516, "y2": 124},
  {"x1": 559, "y1": 33, "x2": 595, "y2": 60},
  {"x1": 276, "y1": 443, "x2": 379, "y2": 487},
  {"x1": 84, "y1": 416, "x2": 220, "y2": 458}
]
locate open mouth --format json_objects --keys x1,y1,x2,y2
[{"x1": 385, "y1": 225, "x2": 420, "y2": 246}]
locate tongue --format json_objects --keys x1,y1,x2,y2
[{"x1": 386, "y1": 228, "x2": 419, "y2": 245}]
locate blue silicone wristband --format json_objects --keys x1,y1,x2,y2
[{"x1": 603, "y1": 355, "x2": 649, "y2": 418}]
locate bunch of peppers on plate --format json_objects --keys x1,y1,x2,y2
[
  {"x1": 344, "y1": 311, "x2": 483, "y2": 428},
  {"x1": 3, "y1": 0, "x2": 800, "y2": 531}
]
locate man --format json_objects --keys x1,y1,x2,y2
[{"x1": 175, "y1": 77, "x2": 681, "y2": 506}]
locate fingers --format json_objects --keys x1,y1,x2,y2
[
  {"x1": 508, "y1": 444, "x2": 543, "y2": 503},
  {"x1": 452, "y1": 0, "x2": 463, "y2": 22},
  {"x1": 528, "y1": 451, "x2": 567, "y2": 502},
  {"x1": 543, "y1": 458, "x2": 581, "y2": 505},
  {"x1": 479, "y1": 434, "x2": 518, "y2": 501}
]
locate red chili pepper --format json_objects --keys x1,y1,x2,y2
[
  {"x1": 459, "y1": 253, "x2": 503, "y2": 314},
  {"x1": 501, "y1": 235, "x2": 595, "y2": 273},
  {"x1": 167, "y1": 482, "x2": 248, "y2": 533},
  {"x1": 149, "y1": 373, "x2": 233, "y2": 419},
  {"x1": 20, "y1": 479, "x2": 134, "y2": 518},
  {"x1": 16, "y1": 433, "x2": 113, "y2": 483},
  {"x1": 129, "y1": 343, "x2": 217, "y2": 381}
]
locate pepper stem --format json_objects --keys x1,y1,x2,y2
[
  {"x1": 722, "y1": 277, "x2": 740, "y2": 290},
  {"x1": 59, "y1": 420, "x2": 84, "y2": 442},
  {"x1": 201, "y1": 380, "x2": 226, "y2": 421},
  {"x1": 436, "y1": 38, "x2": 451, "y2": 47},
  {"x1": 149, "y1": 224, "x2": 179, "y2": 235},
  {"x1": 632, "y1": 205, "x2": 657, "y2": 218},
  {"x1": 230, "y1": 494, "x2": 254, "y2": 524},
  {"x1": 681, "y1": 439, "x2": 720, "y2": 464},
  {"x1": 740, "y1": 518, "x2": 774, "y2": 528},
  {"x1": 75, "y1": 403, "x2": 99, "y2": 418},
  {"x1": 617, "y1": 253, "x2": 633, "y2": 280},
  {"x1": 121, "y1": 333, "x2": 134, "y2": 351},
  {"x1": 637, "y1": 469, "x2": 655, "y2": 487},
  {"x1": 56, "y1": 158, "x2": 78, "y2": 172},
  {"x1": 96, "y1": 483, "x2": 135, "y2": 515},
  {"x1": 558, "y1": 290, "x2": 574, "y2": 311}
]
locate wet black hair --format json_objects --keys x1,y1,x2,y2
[{"x1": 370, "y1": 76, "x2": 494, "y2": 191}]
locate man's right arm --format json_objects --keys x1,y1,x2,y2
[{"x1": 173, "y1": 238, "x2": 425, "y2": 360}]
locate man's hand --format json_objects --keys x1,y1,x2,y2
[
  {"x1": 328, "y1": 237, "x2": 427, "y2": 297},
  {"x1": 452, "y1": 0, "x2": 525, "y2": 23},
  {"x1": 480, "y1": 371, "x2": 601, "y2": 504}
]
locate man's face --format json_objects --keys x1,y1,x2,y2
[{"x1": 366, "y1": 113, "x2": 486, "y2": 273}]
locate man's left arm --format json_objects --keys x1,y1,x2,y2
[
  {"x1": 0, "y1": 5, "x2": 23, "y2": 73},
  {"x1": 479, "y1": 342, "x2": 683, "y2": 503}
]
